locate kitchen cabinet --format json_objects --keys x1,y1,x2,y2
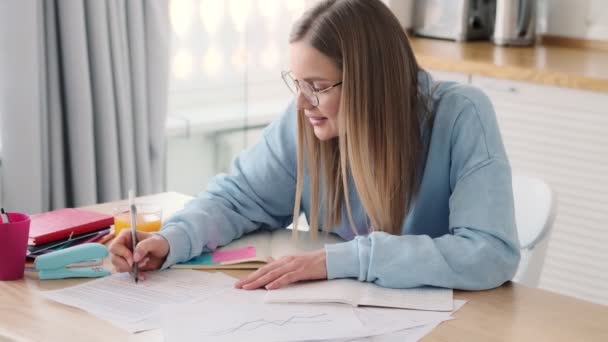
[{"x1": 470, "y1": 75, "x2": 608, "y2": 305}]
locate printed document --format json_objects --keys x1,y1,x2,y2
[{"x1": 40, "y1": 269, "x2": 235, "y2": 332}]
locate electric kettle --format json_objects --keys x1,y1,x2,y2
[{"x1": 493, "y1": 0, "x2": 536, "y2": 46}]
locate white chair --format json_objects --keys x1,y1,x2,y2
[{"x1": 511, "y1": 173, "x2": 558, "y2": 288}]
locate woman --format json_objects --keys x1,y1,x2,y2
[{"x1": 110, "y1": 0, "x2": 520, "y2": 291}]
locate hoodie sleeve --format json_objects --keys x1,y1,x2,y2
[
  {"x1": 325, "y1": 88, "x2": 521, "y2": 290},
  {"x1": 156, "y1": 102, "x2": 298, "y2": 268}
]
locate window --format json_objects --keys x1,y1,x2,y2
[
  {"x1": 168, "y1": 0, "x2": 319, "y2": 128},
  {"x1": 165, "y1": 1, "x2": 321, "y2": 195}
]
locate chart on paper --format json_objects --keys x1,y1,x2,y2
[
  {"x1": 206, "y1": 313, "x2": 333, "y2": 336},
  {"x1": 161, "y1": 301, "x2": 368, "y2": 342}
]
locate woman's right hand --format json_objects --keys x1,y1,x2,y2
[{"x1": 109, "y1": 229, "x2": 170, "y2": 281}]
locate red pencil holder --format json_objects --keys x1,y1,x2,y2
[{"x1": 0, "y1": 212, "x2": 31, "y2": 281}]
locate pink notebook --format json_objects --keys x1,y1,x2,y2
[{"x1": 29, "y1": 208, "x2": 114, "y2": 246}]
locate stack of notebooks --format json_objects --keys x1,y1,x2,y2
[{"x1": 26, "y1": 208, "x2": 114, "y2": 261}]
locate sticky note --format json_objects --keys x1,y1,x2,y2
[
  {"x1": 212, "y1": 246, "x2": 256, "y2": 263},
  {"x1": 180, "y1": 253, "x2": 216, "y2": 266}
]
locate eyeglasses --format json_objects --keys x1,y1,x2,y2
[{"x1": 281, "y1": 71, "x2": 342, "y2": 107}]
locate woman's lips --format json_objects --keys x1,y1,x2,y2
[{"x1": 308, "y1": 116, "x2": 327, "y2": 126}]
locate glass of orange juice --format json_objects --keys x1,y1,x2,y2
[{"x1": 112, "y1": 204, "x2": 162, "y2": 236}]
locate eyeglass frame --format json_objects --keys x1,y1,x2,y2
[{"x1": 281, "y1": 70, "x2": 343, "y2": 107}]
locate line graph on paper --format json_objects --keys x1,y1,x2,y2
[
  {"x1": 161, "y1": 300, "x2": 366, "y2": 342},
  {"x1": 201, "y1": 313, "x2": 333, "y2": 337}
]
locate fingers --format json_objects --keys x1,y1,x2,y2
[
  {"x1": 109, "y1": 230, "x2": 155, "y2": 270},
  {"x1": 133, "y1": 234, "x2": 169, "y2": 263},
  {"x1": 113, "y1": 228, "x2": 133, "y2": 245},
  {"x1": 235, "y1": 257, "x2": 291, "y2": 289},
  {"x1": 110, "y1": 253, "x2": 132, "y2": 273},
  {"x1": 140, "y1": 257, "x2": 166, "y2": 273},
  {"x1": 109, "y1": 228, "x2": 170, "y2": 275},
  {"x1": 135, "y1": 230, "x2": 151, "y2": 241},
  {"x1": 242, "y1": 263, "x2": 295, "y2": 290},
  {"x1": 267, "y1": 271, "x2": 301, "y2": 290},
  {"x1": 138, "y1": 256, "x2": 150, "y2": 269},
  {"x1": 129, "y1": 271, "x2": 146, "y2": 282},
  {"x1": 235, "y1": 250, "x2": 328, "y2": 290},
  {"x1": 108, "y1": 230, "x2": 135, "y2": 269}
]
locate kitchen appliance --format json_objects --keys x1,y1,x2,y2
[
  {"x1": 493, "y1": 0, "x2": 537, "y2": 46},
  {"x1": 413, "y1": 0, "x2": 496, "y2": 41}
]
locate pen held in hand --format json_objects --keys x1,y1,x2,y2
[
  {"x1": 130, "y1": 204, "x2": 138, "y2": 284},
  {"x1": 129, "y1": 190, "x2": 138, "y2": 284}
]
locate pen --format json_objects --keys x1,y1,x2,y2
[
  {"x1": 129, "y1": 190, "x2": 138, "y2": 284},
  {"x1": 1, "y1": 208, "x2": 10, "y2": 223}
]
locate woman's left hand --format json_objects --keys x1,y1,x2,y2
[{"x1": 235, "y1": 249, "x2": 327, "y2": 290}]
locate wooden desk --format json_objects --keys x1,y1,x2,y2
[{"x1": 1, "y1": 192, "x2": 607, "y2": 341}]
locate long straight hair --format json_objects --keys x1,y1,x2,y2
[{"x1": 291, "y1": 0, "x2": 425, "y2": 238}]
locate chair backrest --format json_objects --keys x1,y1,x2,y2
[
  {"x1": 512, "y1": 173, "x2": 557, "y2": 250},
  {"x1": 511, "y1": 173, "x2": 558, "y2": 287}
]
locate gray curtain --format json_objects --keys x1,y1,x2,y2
[{"x1": 0, "y1": 0, "x2": 170, "y2": 214}]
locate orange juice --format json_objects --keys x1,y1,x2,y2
[{"x1": 113, "y1": 205, "x2": 162, "y2": 235}]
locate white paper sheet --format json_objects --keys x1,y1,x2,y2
[
  {"x1": 160, "y1": 285, "x2": 449, "y2": 342},
  {"x1": 365, "y1": 319, "x2": 448, "y2": 342},
  {"x1": 330, "y1": 299, "x2": 468, "y2": 342},
  {"x1": 161, "y1": 301, "x2": 367, "y2": 342},
  {"x1": 265, "y1": 279, "x2": 454, "y2": 311},
  {"x1": 39, "y1": 269, "x2": 236, "y2": 332},
  {"x1": 354, "y1": 299, "x2": 467, "y2": 327}
]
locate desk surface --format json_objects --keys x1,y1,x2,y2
[{"x1": 1, "y1": 192, "x2": 607, "y2": 342}]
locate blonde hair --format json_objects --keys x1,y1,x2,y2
[{"x1": 291, "y1": 0, "x2": 425, "y2": 238}]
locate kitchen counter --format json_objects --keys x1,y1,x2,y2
[{"x1": 410, "y1": 37, "x2": 608, "y2": 93}]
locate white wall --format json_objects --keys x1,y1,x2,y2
[
  {"x1": 165, "y1": 127, "x2": 265, "y2": 197},
  {"x1": 383, "y1": 0, "x2": 415, "y2": 29},
  {"x1": 539, "y1": 0, "x2": 608, "y2": 41},
  {"x1": 165, "y1": 134, "x2": 216, "y2": 197}
]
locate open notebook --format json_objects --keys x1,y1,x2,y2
[
  {"x1": 264, "y1": 279, "x2": 454, "y2": 311},
  {"x1": 171, "y1": 229, "x2": 345, "y2": 270}
]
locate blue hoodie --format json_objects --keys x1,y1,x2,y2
[{"x1": 157, "y1": 71, "x2": 521, "y2": 290}]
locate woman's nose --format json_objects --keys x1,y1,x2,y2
[{"x1": 295, "y1": 91, "x2": 314, "y2": 110}]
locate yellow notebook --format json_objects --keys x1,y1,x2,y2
[{"x1": 171, "y1": 229, "x2": 344, "y2": 270}]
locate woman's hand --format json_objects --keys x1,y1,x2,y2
[
  {"x1": 235, "y1": 249, "x2": 328, "y2": 290},
  {"x1": 108, "y1": 229, "x2": 170, "y2": 281}
]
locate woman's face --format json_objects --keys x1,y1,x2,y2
[{"x1": 288, "y1": 42, "x2": 342, "y2": 141}]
